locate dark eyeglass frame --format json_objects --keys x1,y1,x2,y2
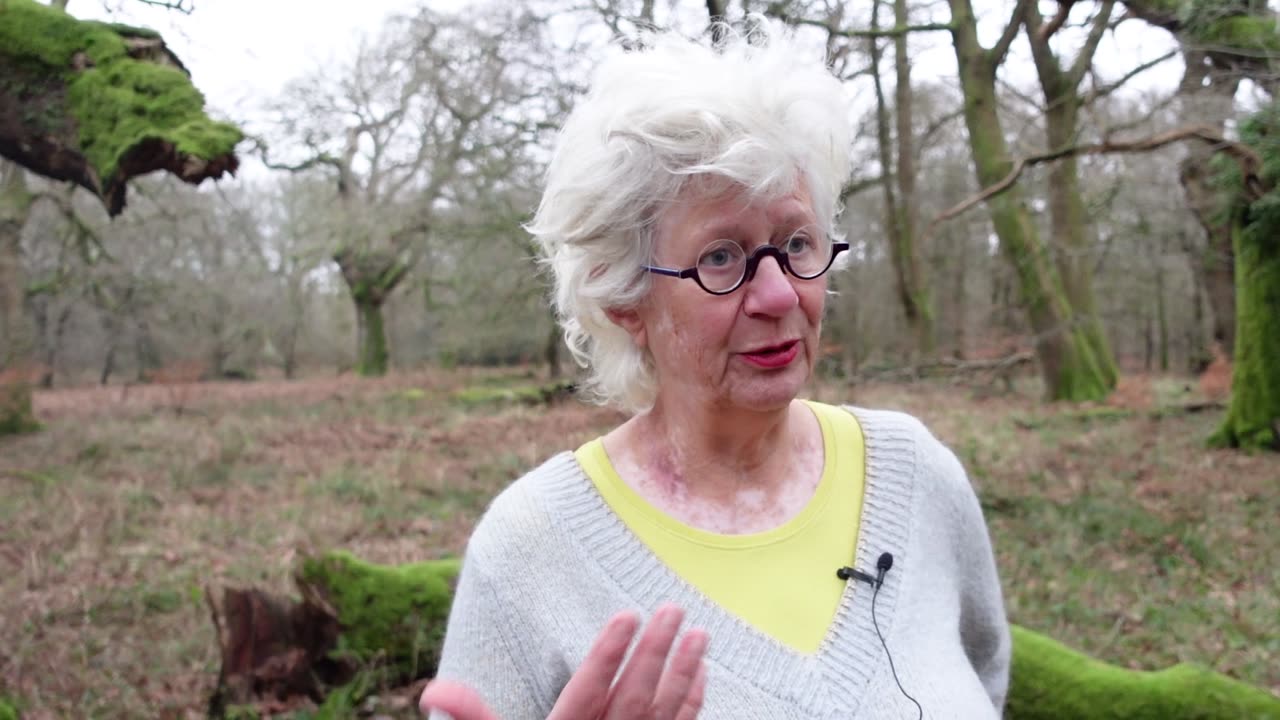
[{"x1": 642, "y1": 239, "x2": 850, "y2": 296}]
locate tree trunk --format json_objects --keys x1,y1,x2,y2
[
  {"x1": 1156, "y1": 251, "x2": 1169, "y2": 373},
  {"x1": 1175, "y1": 228, "x2": 1212, "y2": 372},
  {"x1": 335, "y1": 248, "x2": 407, "y2": 378},
  {"x1": 100, "y1": 341, "x2": 117, "y2": 385},
  {"x1": 0, "y1": 161, "x2": 37, "y2": 434},
  {"x1": 545, "y1": 318, "x2": 561, "y2": 380},
  {"x1": 869, "y1": 0, "x2": 934, "y2": 357},
  {"x1": 1210, "y1": 218, "x2": 1280, "y2": 451},
  {"x1": 40, "y1": 302, "x2": 72, "y2": 388},
  {"x1": 1042, "y1": 98, "x2": 1118, "y2": 390},
  {"x1": 1024, "y1": 5, "x2": 1119, "y2": 393},
  {"x1": 892, "y1": 0, "x2": 933, "y2": 355},
  {"x1": 948, "y1": 0, "x2": 1113, "y2": 401},
  {"x1": 1180, "y1": 152, "x2": 1237, "y2": 356},
  {"x1": 1175, "y1": 48, "x2": 1241, "y2": 357},
  {"x1": 355, "y1": 298, "x2": 390, "y2": 377}
]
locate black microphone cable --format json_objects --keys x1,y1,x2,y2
[
  {"x1": 869, "y1": 578, "x2": 922, "y2": 720},
  {"x1": 838, "y1": 552, "x2": 923, "y2": 719}
]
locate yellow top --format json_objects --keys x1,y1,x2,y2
[{"x1": 574, "y1": 400, "x2": 865, "y2": 653}]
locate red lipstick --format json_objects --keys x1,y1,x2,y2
[{"x1": 740, "y1": 341, "x2": 800, "y2": 369}]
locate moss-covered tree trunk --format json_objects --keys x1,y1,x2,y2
[
  {"x1": 947, "y1": 0, "x2": 1113, "y2": 401},
  {"x1": 335, "y1": 247, "x2": 408, "y2": 377},
  {"x1": 1207, "y1": 102, "x2": 1280, "y2": 451},
  {"x1": 1042, "y1": 100, "x2": 1118, "y2": 389},
  {"x1": 1210, "y1": 222, "x2": 1280, "y2": 451},
  {"x1": 1023, "y1": 4, "x2": 1119, "y2": 394},
  {"x1": 0, "y1": 161, "x2": 37, "y2": 435},
  {"x1": 355, "y1": 298, "x2": 389, "y2": 377}
]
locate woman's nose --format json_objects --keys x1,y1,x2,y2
[{"x1": 742, "y1": 255, "x2": 800, "y2": 317}]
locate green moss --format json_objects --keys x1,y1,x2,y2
[
  {"x1": 1210, "y1": 102, "x2": 1280, "y2": 451},
  {"x1": 0, "y1": 382, "x2": 40, "y2": 436},
  {"x1": 1008, "y1": 625, "x2": 1280, "y2": 719},
  {"x1": 0, "y1": 0, "x2": 241, "y2": 181},
  {"x1": 1200, "y1": 14, "x2": 1280, "y2": 53},
  {"x1": 0, "y1": 696, "x2": 20, "y2": 720},
  {"x1": 298, "y1": 551, "x2": 460, "y2": 682},
  {"x1": 452, "y1": 381, "x2": 576, "y2": 408},
  {"x1": 355, "y1": 302, "x2": 389, "y2": 377}
]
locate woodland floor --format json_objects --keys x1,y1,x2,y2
[{"x1": 0, "y1": 367, "x2": 1277, "y2": 718}]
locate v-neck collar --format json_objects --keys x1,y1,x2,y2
[{"x1": 539, "y1": 406, "x2": 919, "y2": 718}]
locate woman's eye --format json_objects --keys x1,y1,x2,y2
[
  {"x1": 701, "y1": 248, "x2": 735, "y2": 267},
  {"x1": 786, "y1": 234, "x2": 812, "y2": 254}
]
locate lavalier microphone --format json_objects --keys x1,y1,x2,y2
[
  {"x1": 835, "y1": 551, "x2": 922, "y2": 719},
  {"x1": 835, "y1": 551, "x2": 894, "y2": 588}
]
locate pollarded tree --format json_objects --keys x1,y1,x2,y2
[
  {"x1": 0, "y1": 0, "x2": 239, "y2": 433},
  {"x1": 263, "y1": 5, "x2": 553, "y2": 377}
]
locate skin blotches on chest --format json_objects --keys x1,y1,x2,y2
[{"x1": 607, "y1": 401, "x2": 825, "y2": 535}]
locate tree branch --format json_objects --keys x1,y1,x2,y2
[
  {"x1": 1087, "y1": 49, "x2": 1177, "y2": 102},
  {"x1": 840, "y1": 175, "x2": 885, "y2": 201},
  {"x1": 1066, "y1": 0, "x2": 1115, "y2": 87},
  {"x1": 921, "y1": 125, "x2": 1266, "y2": 243},
  {"x1": 989, "y1": 0, "x2": 1032, "y2": 66},
  {"x1": 133, "y1": 0, "x2": 195, "y2": 14},
  {"x1": 246, "y1": 136, "x2": 342, "y2": 175},
  {"x1": 784, "y1": 15, "x2": 954, "y2": 39},
  {"x1": 1037, "y1": 0, "x2": 1076, "y2": 42}
]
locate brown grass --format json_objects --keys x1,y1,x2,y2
[{"x1": 0, "y1": 369, "x2": 1276, "y2": 717}]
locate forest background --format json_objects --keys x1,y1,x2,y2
[{"x1": 0, "y1": 0, "x2": 1278, "y2": 717}]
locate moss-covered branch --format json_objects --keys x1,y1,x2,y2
[
  {"x1": 1007, "y1": 625, "x2": 1280, "y2": 718},
  {"x1": 0, "y1": 0, "x2": 240, "y2": 215}
]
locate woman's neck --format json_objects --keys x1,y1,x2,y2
[{"x1": 605, "y1": 397, "x2": 824, "y2": 534}]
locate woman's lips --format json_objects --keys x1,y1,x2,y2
[{"x1": 739, "y1": 341, "x2": 800, "y2": 369}]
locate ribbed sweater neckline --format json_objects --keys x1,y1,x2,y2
[{"x1": 537, "y1": 407, "x2": 919, "y2": 718}]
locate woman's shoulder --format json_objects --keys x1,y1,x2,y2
[
  {"x1": 460, "y1": 450, "x2": 591, "y2": 569},
  {"x1": 835, "y1": 404, "x2": 939, "y2": 446},
  {"x1": 836, "y1": 404, "x2": 970, "y2": 487}
]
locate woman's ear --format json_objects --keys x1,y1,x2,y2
[{"x1": 606, "y1": 307, "x2": 647, "y2": 350}]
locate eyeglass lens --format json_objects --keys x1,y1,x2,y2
[{"x1": 694, "y1": 227, "x2": 833, "y2": 293}]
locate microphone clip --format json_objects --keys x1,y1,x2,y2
[
  {"x1": 836, "y1": 552, "x2": 895, "y2": 589},
  {"x1": 836, "y1": 566, "x2": 881, "y2": 587}
]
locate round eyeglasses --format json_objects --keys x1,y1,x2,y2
[{"x1": 642, "y1": 226, "x2": 849, "y2": 295}]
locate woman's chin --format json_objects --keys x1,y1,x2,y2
[{"x1": 724, "y1": 369, "x2": 809, "y2": 412}]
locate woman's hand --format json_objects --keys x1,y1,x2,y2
[{"x1": 420, "y1": 604, "x2": 708, "y2": 720}]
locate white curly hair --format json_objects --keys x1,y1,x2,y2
[{"x1": 526, "y1": 18, "x2": 852, "y2": 412}]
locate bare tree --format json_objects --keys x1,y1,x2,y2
[{"x1": 261, "y1": 6, "x2": 553, "y2": 376}]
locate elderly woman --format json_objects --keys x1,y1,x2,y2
[{"x1": 421, "y1": 20, "x2": 1009, "y2": 720}]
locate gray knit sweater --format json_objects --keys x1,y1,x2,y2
[{"x1": 433, "y1": 407, "x2": 1011, "y2": 719}]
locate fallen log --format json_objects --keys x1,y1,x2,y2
[
  {"x1": 206, "y1": 551, "x2": 460, "y2": 718},
  {"x1": 1007, "y1": 625, "x2": 1280, "y2": 718},
  {"x1": 205, "y1": 552, "x2": 1279, "y2": 719}
]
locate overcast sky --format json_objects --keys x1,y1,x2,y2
[
  {"x1": 75, "y1": 0, "x2": 1197, "y2": 119},
  {"x1": 70, "y1": 0, "x2": 1221, "y2": 189}
]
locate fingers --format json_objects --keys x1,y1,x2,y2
[
  {"x1": 548, "y1": 610, "x2": 642, "y2": 720},
  {"x1": 673, "y1": 660, "x2": 708, "y2": 720},
  {"x1": 419, "y1": 679, "x2": 500, "y2": 720},
  {"x1": 649, "y1": 628, "x2": 709, "y2": 719},
  {"x1": 604, "y1": 604, "x2": 687, "y2": 720}
]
